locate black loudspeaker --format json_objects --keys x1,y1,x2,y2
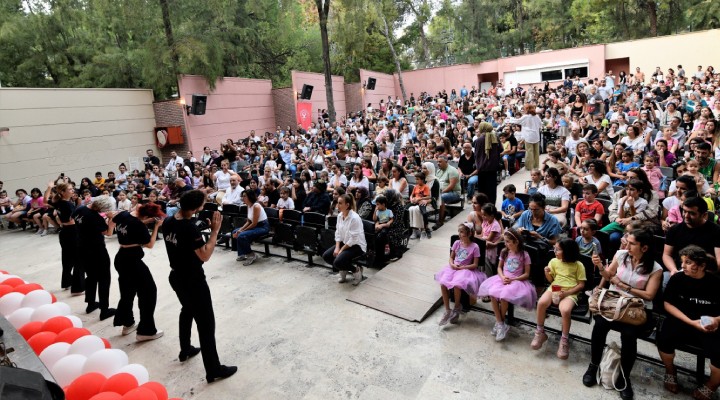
[
  {"x1": 300, "y1": 84, "x2": 314, "y2": 100},
  {"x1": 366, "y1": 77, "x2": 377, "y2": 90},
  {"x1": 191, "y1": 94, "x2": 207, "y2": 115}
]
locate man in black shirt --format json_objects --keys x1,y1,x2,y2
[
  {"x1": 457, "y1": 142, "x2": 477, "y2": 200},
  {"x1": 302, "y1": 181, "x2": 331, "y2": 214},
  {"x1": 143, "y1": 149, "x2": 160, "y2": 170},
  {"x1": 162, "y1": 190, "x2": 237, "y2": 383},
  {"x1": 663, "y1": 196, "x2": 720, "y2": 286}
]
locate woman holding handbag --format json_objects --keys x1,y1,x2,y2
[{"x1": 583, "y1": 228, "x2": 662, "y2": 400}]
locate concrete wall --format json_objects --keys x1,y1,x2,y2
[
  {"x1": 359, "y1": 69, "x2": 397, "y2": 110},
  {"x1": 605, "y1": 30, "x2": 720, "y2": 83},
  {"x1": 177, "y1": 75, "x2": 276, "y2": 155},
  {"x1": 0, "y1": 88, "x2": 157, "y2": 196},
  {"x1": 291, "y1": 71, "x2": 346, "y2": 123}
]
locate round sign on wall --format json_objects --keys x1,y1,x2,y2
[{"x1": 156, "y1": 130, "x2": 168, "y2": 148}]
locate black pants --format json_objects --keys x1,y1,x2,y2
[
  {"x1": 113, "y1": 247, "x2": 157, "y2": 335},
  {"x1": 476, "y1": 170, "x2": 498, "y2": 205},
  {"x1": 81, "y1": 245, "x2": 111, "y2": 310},
  {"x1": 169, "y1": 270, "x2": 221, "y2": 375},
  {"x1": 591, "y1": 314, "x2": 654, "y2": 374},
  {"x1": 322, "y1": 244, "x2": 364, "y2": 272},
  {"x1": 59, "y1": 226, "x2": 84, "y2": 292},
  {"x1": 657, "y1": 315, "x2": 720, "y2": 367}
]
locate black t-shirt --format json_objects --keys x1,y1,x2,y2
[
  {"x1": 162, "y1": 216, "x2": 205, "y2": 273},
  {"x1": 506, "y1": 135, "x2": 518, "y2": 152},
  {"x1": 112, "y1": 211, "x2": 150, "y2": 246},
  {"x1": 52, "y1": 200, "x2": 75, "y2": 223},
  {"x1": 666, "y1": 221, "x2": 720, "y2": 265},
  {"x1": 457, "y1": 154, "x2": 476, "y2": 176},
  {"x1": 72, "y1": 206, "x2": 107, "y2": 246},
  {"x1": 665, "y1": 272, "x2": 720, "y2": 320},
  {"x1": 267, "y1": 189, "x2": 280, "y2": 207}
]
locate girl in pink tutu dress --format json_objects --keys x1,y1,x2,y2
[
  {"x1": 435, "y1": 222, "x2": 486, "y2": 326},
  {"x1": 478, "y1": 228, "x2": 536, "y2": 341}
]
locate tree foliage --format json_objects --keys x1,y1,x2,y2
[{"x1": 1, "y1": 0, "x2": 718, "y2": 98}]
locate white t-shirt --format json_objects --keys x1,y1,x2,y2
[
  {"x1": 537, "y1": 185, "x2": 571, "y2": 208},
  {"x1": 277, "y1": 197, "x2": 295, "y2": 210},
  {"x1": 584, "y1": 174, "x2": 614, "y2": 198},
  {"x1": 214, "y1": 171, "x2": 231, "y2": 190}
]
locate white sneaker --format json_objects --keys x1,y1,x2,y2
[
  {"x1": 352, "y1": 266, "x2": 363, "y2": 286},
  {"x1": 420, "y1": 231, "x2": 427, "y2": 239},
  {"x1": 40, "y1": 230, "x2": 48, "y2": 237},
  {"x1": 491, "y1": 322, "x2": 499, "y2": 336},
  {"x1": 496, "y1": 323, "x2": 510, "y2": 341},
  {"x1": 337, "y1": 271, "x2": 347, "y2": 283},
  {"x1": 35, "y1": 229, "x2": 43, "y2": 235},
  {"x1": 122, "y1": 324, "x2": 138, "y2": 336},
  {"x1": 137, "y1": 330, "x2": 164, "y2": 342}
]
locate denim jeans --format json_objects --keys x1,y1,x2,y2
[
  {"x1": 235, "y1": 220, "x2": 270, "y2": 256},
  {"x1": 441, "y1": 192, "x2": 462, "y2": 205},
  {"x1": 466, "y1": 176, "x2": 478, "y2": 198}
]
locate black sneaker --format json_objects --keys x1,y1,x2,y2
[
  {"x1": 207, "y1": 365, "x2": 237, "y2": 383},
  {"x1": 179, "y1": 346, "x2": 201, "y2": 362},
  {"x1": 582, "y1": 363, "x2": 598, "y2": 387},
  {"x1": 432, "y1": 223, "x2": 443, "y2": 231},
  {"x1": 85, "y1": 302, "x2": 100, "y2": 314},
  {"x1": 99, "y1": 308, "x2": 116, "y2": 321},
  {"x1": 616, "y1": 375, "x2": 633, "y2": 400},
  {"x1": 425, "y1": 230, "x2": 432, "y2": 239}
]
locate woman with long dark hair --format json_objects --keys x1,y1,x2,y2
[
  {"x1": 112, "y1": 202, "x2": 164, "y2": 340},
  {"x1": 44, "y1": 181, "x2": 84, "y2": 294}
]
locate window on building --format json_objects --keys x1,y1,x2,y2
[
  {"x1": 540, "y1": 70, "x2": 563, "y2": 81},
  {"x1": 564, "y1": 67, "x2": 588, "y2": 79}
]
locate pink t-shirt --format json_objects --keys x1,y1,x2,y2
[
  {"x1": 451, "y1": 240, "x2": 481, "y2": 267},
  {"x1": 499, "y1": 250, "x2": 531, "y2": 278},
  {"x1": 643, "y1": 166, "x2": 665, "y2": 199}
]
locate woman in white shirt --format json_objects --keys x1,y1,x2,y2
[
  {"x1": 389, "y1": 164, "x2": 409, "y2": 199},
  {"x1": 232, "y1": 190, "x2": 269, "y2": 266},
  {"x1": 348, "y1": 164, "x2": 370, "y2": 192},
  {"x1": 211, "y1": 160, "x2": 232, "y2": 203},
  {"x1": 537, "y1": 167, "x2": 571, "y2": 227},
  {"x1": 507, "y1": 104, "x2": 542, "y2": 170},
  {"x1": 322, "y1": 193, "x2": 367, "y2": 285}
]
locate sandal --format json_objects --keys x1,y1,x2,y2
[
  {"x1": 693, "y1": 385, "x2": 715, "y2": 400},
  {"x1": 664, "y1": 373, "x2": 679, "y2": 394}
]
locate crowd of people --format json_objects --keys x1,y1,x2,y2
[{"x1": 1, "y1": 62, "x2": 720, "y2": 398}]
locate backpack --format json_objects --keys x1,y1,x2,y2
[{"x1": 597, "y1": 341, "x2": 626, "y2": 391}]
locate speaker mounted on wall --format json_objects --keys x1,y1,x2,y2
[
  {"x1": 366, "y1": 77, "x2": 377, "y2": 90},
  {"x1": 190, "y1": 94, "x2": 207, "y2": 115},
  {"x1": 300, "y1": 84, "x2": 314, "y2": 100}
]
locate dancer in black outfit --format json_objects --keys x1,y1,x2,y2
[
  {"x1": 44, "y1": 181, "x2": 85, "y2": 294},
  {"x1": 162, "y1": 190, "x2": 236, "y2": 383},
  {"x1": 72, "y1": 196, "x2": 116, "y2": 320},
  {"x1": 112, "y1": 203, "x2": 164, "y2": 341}
]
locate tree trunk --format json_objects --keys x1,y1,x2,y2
[
  {"x1": 379, "y1": 12, "x2": 407, "y2": 103},
  {"x1": 407, "y1": 1, "x2": 430, "y2": 62},
  {"x1": 315, "y1": 0, "x2": 336, "y2": 123},
  {"x1": 159, "y1": 0, "x2": 179, "y2": 76},
  {"x1": 418, "y1": 24, "x2": 431, "y2": 62},
  {"x1": 646, "y1": 0, "x2": 658, "y2": 36}
]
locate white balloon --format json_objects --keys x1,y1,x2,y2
[
  {"x1": 118, "y1": 364, "x2": 149, "y2": 385},
  {"x1": 51, "y1": 354, "x2": 87, "y2": 387},
  {"x1": 30, "y1": 304, "x2": 63, "y2": 322},
  {"x1": 0, "y1": 275, "x2": 20, "y2": 283},
  {"x1": 66, "y1": 315, "x2": 83, "y2": 328},
  {"x1": 0, "y1": 293, "x2": 25, "y2": 316},
  {"x1": 21, "y1": 290, "x2": 52, "y2": 309},
  {"x1": 53, "y1": 302, "x2": 71, "y2": 315},
  {"x1": 39, "y1": 342, "x2": 71, "y2": 371},
  {"x1": 7, "y1": 307, "x2": 34, "y2": 328},
  {"x1": 68, "y1": 335, "x2": 105, "y2": 358},
  {"x1": 82, "y1": 349, "x2": 128, "y2": 377}
]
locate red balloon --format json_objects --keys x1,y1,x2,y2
[
  {"x1": 18, "y1": 321, "x2": 44, "y2": 340},
  {"x1": 120, "y1": 388, "x2": 157, "y2": 400},
  {"x1": 2, "y1": 278, "x2": 24, "y2": 288},
  {"x1": 55, "y1": 327, "x2": 91, "y2": 344},
  {"x1": 28, "y1": 331, "x2": 58, "y2": 355},
  {"x1": 89, "y1": 393, "x2": 122, "y2": 400},
  {"x1": 139, "y1": 383, "x2": 168, "y2": 400},
  {"x1": 100, "y1": 373, "x2": 138, "y2": 396},
  {"x1": 66, "y1": 372, "x2": 107, "y2": 400},
  {"x1": 0, "y1": 270, "x2": 9, "y2": 274},
  {"x1": 42, "y1": 316, "x2": 74, "y2": 334},
  {"x1": 51, "y1": 293, "x2": 57, "y2": 303},
  {"x1": 0, "y1": 285, "x2": 14, "y2": 298},
  {"x1": 102, "y1": 338, "x2": 112, "y2": 349},
  {"x1": 13, "y1": 283, "x2": 43, "y2": 294}
]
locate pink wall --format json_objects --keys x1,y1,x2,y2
[
  {"x1": 177, "y1": 75, "x2": 276, "y2": 155},
  {"x1": 396, "y1": 44, "x2": 607, "y2": 96},
  {"x1": 359, "y1": 69, "x2": 397, "y2": 109},
  {"x1": 291, "y1": 71, "x2": 346, "y2": 124}
]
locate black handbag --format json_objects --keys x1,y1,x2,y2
[{"x1": 0, "y1": 366, "x2": 65, "y2": 400}]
